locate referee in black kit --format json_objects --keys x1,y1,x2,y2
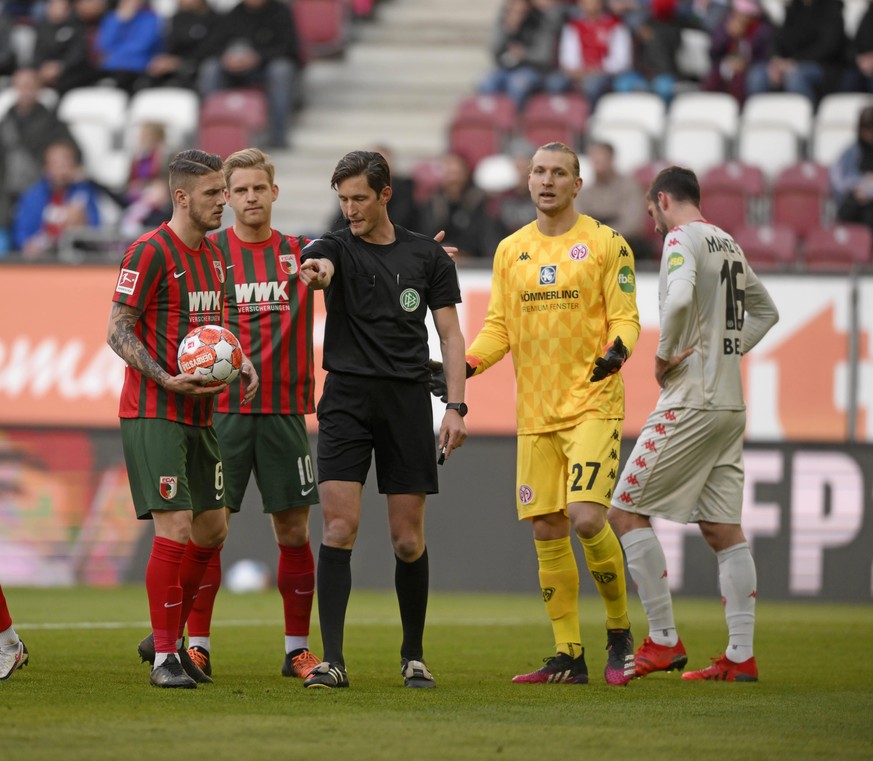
[{"x1": 298, "y1": 150, "x2": 468, "y2": 690}]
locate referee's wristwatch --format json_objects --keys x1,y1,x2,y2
[{"x1": 445, "y1": 402, "x2": 468, "y2": 417}]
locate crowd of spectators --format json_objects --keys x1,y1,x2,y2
[
  {"x1": 406, "y1": 0, "x2": 873, "y2": 265},
  {"x1": 0, "y1": 0, "x2": 370, "y2": 258}
]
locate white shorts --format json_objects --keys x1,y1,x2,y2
[{"x1": 611, "y1": 407, "x2": 745, "y2": 525}]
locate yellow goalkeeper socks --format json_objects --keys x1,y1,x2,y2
[
  {"x1": 579, "y1": 522, "x2": 630, "y2": 631},
  {"x1": 535, "y1": 536, "x2": 582, "y2": 655}
]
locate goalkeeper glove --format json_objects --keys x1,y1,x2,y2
[
  {"x1": 426, "y1": 359, "x2": 448, "y2": 403},
  {"x1": 426, "y1": 358, "x2": 476, "y2": 402},
  {"x1": 590, "y1": 336, "x2": 628, "y2": 382}
]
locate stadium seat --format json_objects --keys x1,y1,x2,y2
[
  {"x1": 588, "y1": 122, "x2": 653, "y2": 175},
  {"x1": 590, "y1": 91, "x2": 666, "y2": 141},
  {"x1": 200, "y1": 88, "x2": 268, "y2": 133},
  {"x1": 58, "y1": 86, "x2": 129, "y2": 134},
  {"x1": 741, "y1": 92, "x2": 814, "y2": 145},
  {"x1": 801, "y1": 223, "x2": 873, "y2": 270},
  {"x1": 448, "y1": 94, "x2": 517, "y2": 168},
  {"x1": 733, "y1": 224, "x2": 798, "y2": 271},
  {"x1": 67, "y1": 121, "x2": 130, "y2": 190},
  {"x1": 197, "y1": 122, "x2": 252, "y2": 160},
  {"x1": 771, "y1": 161, "x2": 831, "y2": 240},
  {"x1": 632, "y1": 159, "x2": 671, "y2": 190},
  {"x1": 662, "y1": 123, "x2": 727, "y2": 177},
  {"x1": 292, "y1": 0, "x2": 350, "y2": 61},
  {"x1": 736, "y1": 123, "x2": 800, "y2": 180},
  {"x1": 811, "y1": 123, "x2": 856, "y2": 166},
  {"x1": 700, "y1": 162, "x2": 766, "y2": 235},
  {"x1": 126, "y1": 87, "x2": 200, "y2": 153},
  {"x1": 815, "y1": 92, "x2": 873, "y2": 131},
  {"x1": 520, "y1": 93, "x2": 589, "y2": 151},
  {"x1": 668, "y1": 91, "x2": 740, "y2": 143}
]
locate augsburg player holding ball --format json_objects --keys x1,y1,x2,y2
[{"x1": 108, "y1": 149, "x2": 258, "y2": 689}]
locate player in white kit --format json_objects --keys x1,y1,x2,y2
[{"x1": 608, "y1": 166, "x2": 779, "y2": 682}]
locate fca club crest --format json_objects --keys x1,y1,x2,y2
[
  {"x1": 160, "y1": 476, "x2": 178, "y2": 500},
  {"x1": 279, "y1": 254, "x2": 298, "y2": 275},
  {"x1": 212, "y1": 260, "x2": 225, "y2": 283}
]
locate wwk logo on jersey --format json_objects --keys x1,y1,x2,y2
[
  {"x1": 159, "y1": 476, "x2": 178, "y2": 500},
  {"x1": 279, "y1": 254, "x2": 298, "y2": 275},
  {"x1": 115, "y1": 268, "x2": 139, "y2": 295},
  {"x1": 538, "y1": 265, "x2": 557, "y2": 286},
  {"x1": 399, "y1": 288, "x2": 420, "y2": 312},
  {"x1": 568, "y1": 243, "x2": 589, "y2": 261}
]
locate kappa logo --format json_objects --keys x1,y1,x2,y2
[
  {"x1": 399, "y1": 288, "x2": 420, "y2": 312},
  {"x1": 591, "y1": 570, "x2": 617, "y2": 584},
  {"x1": 538, "y1": 265, "x2": 557, "y2": 286},
  {"x1": 541, "y1": 587, "x2": 555, "y2": 603},
  {"x1": 517, "y1": 251, "x2": 531, "y2": 261},
  {"x1": 619, "y1": 245, "x2": 629, "y2": 258},
  {"x1": 668, "y1": 237, "x2": 680, "y2": 246},
  {"x1": 116, "y1": 268, "x2": 139, "y2": 295},
  {"x1": 159, "y1": 476, "x2": 178, "y2": 500}
]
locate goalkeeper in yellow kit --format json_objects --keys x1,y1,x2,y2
[{"x1": 443, "y1": 142, "x2": 641, "y2": 685}]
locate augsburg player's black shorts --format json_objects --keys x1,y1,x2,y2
[{"x1": 316, "y1": 372, "x2": 439, "y2": 495}]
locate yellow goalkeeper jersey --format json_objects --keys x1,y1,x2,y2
[{"x1": 467, "y1": 214, "x2": 640, "y2": 435}]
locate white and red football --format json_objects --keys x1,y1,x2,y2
[{"x1": 177, "y1": 325, "x2": 243, "y2": 385}]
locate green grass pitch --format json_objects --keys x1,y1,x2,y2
[{"x1": 1, "y1": 587, "x2": 871, "y2": 761}]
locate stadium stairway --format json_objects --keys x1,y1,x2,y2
[{"x1": 269, "y1": 0, "x2": 502, "y2": 236}]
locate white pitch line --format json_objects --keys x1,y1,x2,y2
[{"x1": 18, "y1": 616, "x2": 536, "y2": 630}]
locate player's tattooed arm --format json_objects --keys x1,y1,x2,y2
[{"x1": 107, "y1": 302, "x2": 173, "y2": 386}]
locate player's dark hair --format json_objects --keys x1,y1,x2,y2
[
  {"x1": 169, "y1": 149, "x2": 223, "y2": 193},
  {"x1": 534, "y1": 141, "x2": 580, "y2": 178},
  {"x1": 647, "y1": 166, "x2": 701, "y2": 206},
  {"x1": 330, "y1": 150, "x2": 391, "y2": 194}
]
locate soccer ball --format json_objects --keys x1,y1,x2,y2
[
  {"x1": 225, "y1": 559, "x2": 271, "y2": 594},
  {"x1": 177, "y1": 324, "x2": 243, "y2": 384}
]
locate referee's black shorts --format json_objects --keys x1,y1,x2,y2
[{"x1": 316, "y1": 372, "x2": 439, "y2": 495}]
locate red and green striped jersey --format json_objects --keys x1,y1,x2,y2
[
  {"x1": 112, "y1": 222, "x2": 227, "y2": 426},
  {"x1": 209, "y1": 227, "x2": 315, "y2": 415}
]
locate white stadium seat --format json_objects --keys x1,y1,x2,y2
[
  {"x1": 662, "y1": 123, "x2": 727, "y2": 177},
  {"x1": 668, "y1": 91, "x2": 740, "y2": 141},
  {"x1": 588, "y1": 122, "x2": 653, "y2": 175},
  {"x1": 737, "y1": 123, "x2": 801, "y2": 180},
  {"x1": 126, "y1": 87, "x2": 200, "y2": 153},
  {"x1": 742, "y1": 93, "x2": 813, "y2": 144},
  {"x1": 590, "y1": 92, "x2": 666, "y2": 141}
]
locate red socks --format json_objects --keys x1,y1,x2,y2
[
  {"x1": 178, "y1": 541, "x2": 220, "y2": 639},
  {"x1": 0, "y1": 584, "x2": 13, "y2": 632},
  {"x1": 187, "y1": 547, "x2": 222, "y2": 638},
  {"x1": 277, "y1": 543, "x2": 315, "y2": 636},
  {"x1": 145, "y1": 536, "x2": 185, "y2": 654}
]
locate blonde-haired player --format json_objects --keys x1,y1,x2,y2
[{"x1": 463, "y1": 142, "x2": 640, "y2": 685}]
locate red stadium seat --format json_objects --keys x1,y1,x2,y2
[
  {"x1": 700, "y1": 162, "x2": 766, "y2": 235},
  {"x1": 449, "y1": 94, "x2": 517, "y2": 168},
  {"x1": 198, "y1": 121, "x2": 253, "y2": 159},
  {"x1": 292, "y1": 0, "x2": 350, "y2": 60},
  {"x1": 632, "y1": 159, "x2": 671, "y2": 191},
  {"x1": 733, "y1": 225, "x2": 798, "y2": 270},
  {"x1": 520, "y1": 93, "x2": 589, "y2": 151},
  {"x1": 201, "y1": 89, "x2": 268, "y2": 132},
  {"x1": 771, "y1": 161, "x2": 831, "y2": 240},
  {"x1": 801, "y1": 224, "x2": 873, "y2": 270},
  {"x1": 198, "y1": 89, "x2": 269, "y2": 158}
]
